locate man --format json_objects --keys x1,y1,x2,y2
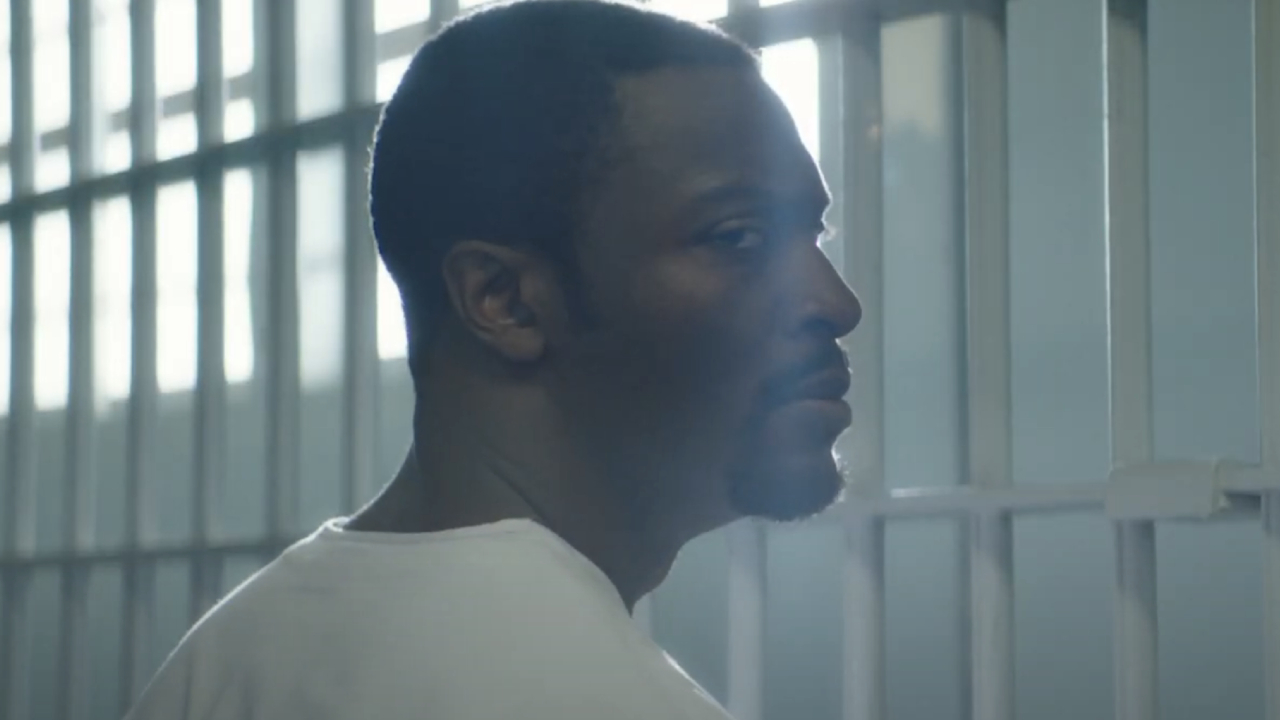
[{"x1": 126, "y1": 1, "x2": 860, "y2": 718}]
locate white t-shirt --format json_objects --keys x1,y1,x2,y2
[{"x1": 124, "y1": 518, "x2": 735, "y2": 720}]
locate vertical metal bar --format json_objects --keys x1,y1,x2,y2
[
  {"x1": 55, "y1": 563, "x2": 89, "y2": 720},
  {"x1": 256, "y1": 0, "x2": 299, "y2": 542},
  {"x1": 197, "y1": 0, "x2": 227, "y2": 146},
  {"x1": 8, "y1": 0, "x2": 34, "y2": 202},
  {"x1": 844, "y1": 520, "x2": 885, "y2": 720},
  {"x1": 1263, "y1": 493, "x2": 1280, "y2": 720},
  {"x1": 959, "y1": 4, "x2": 1014, "y2": 720},
  {"x1": 945, "y1": 18, "x2": 975, "y2": 720},
  {"x1": 1103, "y1": 2, "x2": 1159, "y2": 720},
  {"x1": 129, "y1": 0, "x2": 158, "y2": 166},
  {"x1": 0, "y1": 274, "x2": 33, "y2": 720},
  {"x1": 193, "y1": 0, "x2": 227, "y2": 621},
  {"x1": 726, "y1": 519, "x2": 766, "y2": 720},
  {"x1": 1266, "y1": 493, "x2": 1280, "y2": 720},
  {"x1": 120, "y1": 0, "x2": 159, "y2": 709},
  {"x1": 66, "y1": 0, "x2": 97, "y2": 552},
  {"x1": 5, "y1": 0, "x2": 36, "y2": 561},
  {"x1": 834, "y1": 13, "x2": 886, "y2": 720},
  {"x1": 1254, "y1": 1, "x2": 1280, "y2": 717},
  {"x1": 0, "y1": 572, "x2": 31, "y2": 720},
  {"x1": 968, "y1": 519, "x2": 1013, "y2": 720},
  {"x1": 68, "y1": 0, "x2": 96, "y2": 183},
  {"x1": 58, "y1": 2, "x2": 97, "y2": 717},
  {"x1": 1257, "y1": 0, "x2": 1280, "y2": 477},
  {"x1": 2, "y1": 2, "x2": 36, "y2": 718},
  {"x1": 342, "y1": 0, "x2": 378, "y2": 515}
]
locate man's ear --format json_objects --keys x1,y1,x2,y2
[{"x1": 439, "y1": 241, "x2": 558, "y2": 363}]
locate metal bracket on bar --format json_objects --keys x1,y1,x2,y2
[{"x1": 1106, "y1": 460, "x2": 1278, "y2": 522}]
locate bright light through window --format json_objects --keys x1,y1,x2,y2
[
  {"x1": 150, "y1": 177, "x2": 256, "y2": 393},
  {"x1": 33, "y1": 0, "x2": 70, "y2": 190},
  {"x1": 376, "y1": 0, "x2": 431, "y2": 33},
  {"x1": 94, "y1": 197, "x2": 133, "y2": 407},
  {"x1": 377, "y1": 56, "x2": 413, "y2": 103},
  {"x1": 296, "y1": 0, "x2": 344, "y2": 121},
  {"x1": 223, "y1": 0, "x2": 255, "y2": 142},
  {"x1": 34, "y1": 211, "x2": 71, "y2": 410},
  {"x1": 297, "y1": 147, "x2": 347, "y2": 388},
  {"x1": 761, "y1": 38, "x2": 820, "y2": 161},
  {"x1": 0, "y1": 0, "x2": 6, "y2": 200},
  {"x1": 0, "y1": 224, "x2": 10, "y2": 415},
  {"x1": 32, "y1": 0, "x2": 69, "y2": 133},
  {"x1": 377, "y1": 262, "x2": 407, "y2": 361},
  {"x1": 156, "y1": 182, "x2": 199, "y2": 393},
  {"x1": 95, "y1": 0, "x2": 133, "y2": 174},
  {"x1": 223, "y1": 0, "x2": 254, "y2": 78},
  {"x1": 95, "y1": 0, "x2": 132, "y2": 113},
  {"x1": 156, "y1": 0, "x2": 197, "y2": 97},
  {"x1": 646, "y1": 0, "x2": 727, "y2": 22},
  {"x1": 156, "y1": 0, "x2": 197, "y2": 159},
  {"x1": 225, "y1": 98, "x2": 256, "y2": 143},
  {"x1": 456, "y1": 2, "x2": 736, "y2": 28},
  {"x1": 0, "y1": 1, "x2": 12, "y2": 146},
  {"x1": 35, "y1": 146, "x2": 70, "y2": 192}
]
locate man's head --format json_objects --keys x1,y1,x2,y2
[{"x1": 370, "y1": 0, "x2": 861, "y2": 533}]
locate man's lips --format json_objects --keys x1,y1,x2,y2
[
  {"x1": 757, "y1": 343, "x2": 851, "y2": 410},
  {"x1": 787, "y1": 366, "x2": 852, "y2": 403},
  {"x1": 761, "y1": 363, "x2": 852, "y2": 411}
]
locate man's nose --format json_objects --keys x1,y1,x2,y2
[{"x1": 795, "y1": 246, "x2": 862, "y2": 339}]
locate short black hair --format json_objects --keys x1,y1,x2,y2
[{"x1": 368, "y1": 0, "x2": 757, "y2": 374}]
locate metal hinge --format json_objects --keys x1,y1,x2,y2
[{"x1": 1106, "y1": 459, "x2": 1280, "y2": 522}]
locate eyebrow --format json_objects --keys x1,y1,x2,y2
[
  {"x1": 690, "y1": 182, "x2": 832, "y2": 228},
  {"x1": 692, "y1": 182, "x2": 830, "y2": 208}
]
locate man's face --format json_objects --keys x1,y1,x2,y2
[{"x1": 555, "y1": 66, "x2": 861, "y2": 527}]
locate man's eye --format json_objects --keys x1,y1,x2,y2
[{"x1": 709, "y1": 226, "x2": 768, "y2": 250}]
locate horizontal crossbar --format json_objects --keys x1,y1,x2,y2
[
  {"x1": 823, "y1": 460, "x2": 1279, "y2": 522},
  {"x1": 2, "y1": 462, "x2": 1274, "y2": 569}
]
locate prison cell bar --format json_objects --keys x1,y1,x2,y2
[
  {"x1": 342, "y1": 0, "x2": 380, "y2": 518},
  {"x1": 119, "y1": 0, "x2": 161, "y2": 710},
  {"x1": 1266, "y1": 491, "x2": 1280, "y2": 720},
  {"x1": 727, "y1": 517, "x2": 767, "y2": 720},
  {"x1": 0, "y1": 0, "x2": 1272, "y2": 712},
  {"x1": 836, "y1": 9, "x2": 887, "y2": 720},
  {"x1": 0, "y1": 0, "x2": 847, "y2": 196},
  {"x1": 1255, "y1": 0, "x2": 1280, "y2": 717},
  {"x1": 193, "y1": 0, "x2": 229, "y2": 624},
  {"x1": 0, "y1": 0, "x2": 844, "y2": 231},
  {"x1": 256, "y1": 0, "x2": 301, "y2": 554},
  {"x1": 958, "y1": 2, "x2": 1016, "y2": 719},
  {"x1": 56, "y1": 2, "x2": 99, "y2": 718},
  {"x1": 1, "y1": 3, "x2": 36, "y2": 717},
  {"x1": 1103, "y1": 2, "x2": 1161, "y2": 719}
]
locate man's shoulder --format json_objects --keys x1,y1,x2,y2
[
  {"x1": 122, "y1": 533, "x2": 373, "y2": 720},
  {"x1": 125, "y1": 523, "x2": 735, "y2": 720}
]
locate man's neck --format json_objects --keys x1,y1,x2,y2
[{"x1": 346, "y1": 449, "x2": 680, "y2": 611}]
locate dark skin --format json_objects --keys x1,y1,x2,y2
[{"x1": 347, "y1": 66, "x2": 862, "y2": 611}]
